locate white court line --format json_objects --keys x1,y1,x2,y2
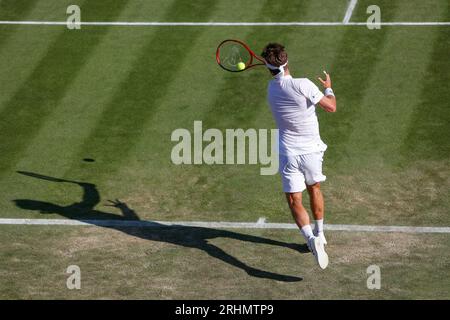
[
  {"x1": 0, "y1": 21, "x2": 449, "y2": 26},
  {"x1": 343, "y1": 0, "x2": 358, "y2": 24},
  {"x1": 0, "y1": 218, "x2": 449, "y2": 234}
]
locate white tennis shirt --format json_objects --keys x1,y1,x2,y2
[{"x1": 267, "y1": 74, "x2": 327, "y2": 156}]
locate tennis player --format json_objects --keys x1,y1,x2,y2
[{"x1": 261, "y1": 43, "x2": 336, "y2": 269}]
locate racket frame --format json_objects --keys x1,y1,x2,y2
[{"x1": 216, "y1": 39, "x2": 266, "y2": 72}]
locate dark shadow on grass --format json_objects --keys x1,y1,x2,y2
[{"x1": 14, "y1": 171, "x2": 306, "y2": 282}]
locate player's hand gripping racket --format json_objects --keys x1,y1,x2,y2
[{"x1": 216, "y1": 39, "x2": 266, "y2": 72}]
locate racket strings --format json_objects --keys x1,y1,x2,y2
[{"x1": 218, "y1": 41, "x2": 251, "y2": 71}]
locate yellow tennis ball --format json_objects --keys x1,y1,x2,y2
[{"x1": 236, "y1": 62, "x2": 245, "y2": 70}]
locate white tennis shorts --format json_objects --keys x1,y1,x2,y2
[{"x1": 279, "y1": 152, "x2": 326, "y2": 193}]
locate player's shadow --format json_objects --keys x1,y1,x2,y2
[{"x1": 14, "y1": 171, "x2": 308, "y2": 282}]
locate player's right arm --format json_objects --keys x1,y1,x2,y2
[{"x1": 318, "y1": 71, "x2": 336, "y2": 113}]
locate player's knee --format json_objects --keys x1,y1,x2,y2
[
  {"x1": 307, "y1": 182, "x2": 321, "y2": 194},
  {"x1": 286, "y1": 192, "x2": 303, "y2": 208}
]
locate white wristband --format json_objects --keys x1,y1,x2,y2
[{"x1": 324, "y1": 88, "x2": 335, "y2": 97}]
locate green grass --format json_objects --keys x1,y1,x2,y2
[
  {"x1": 0, "y1": 0, "x2": 449, "y2": 299},
  {"x1": 0, "y1": 225, "x2": 449, "y2": 299}
]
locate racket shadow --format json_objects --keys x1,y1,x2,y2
[{"x1": 13, "y1": 171, "x2": 306, "y2": 282}]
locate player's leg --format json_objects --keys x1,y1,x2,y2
[
  {"x1": 302, "y1": 152, "x2": 328, "y2": 244},
  {"x1": 279, "y1": 155, "x2": 313, "y2": 243},
  {"x1": 299, "y1": 152, "x2": 329, "y2": 269},
  {"x1": 285, "y1": 192, "x2": 313, "y2": 241},
  {"x1": 280, "y1": 154, "x2": 328, "y2": 269},
  {"x1": 306, "y1": 182, "x2": 327, "y2": 244},
  {"x1": 306, "y1": 183, "x2": 324, "y2": 220},
  {"x1": 285, "y1": 190, "x2": 328, "y2": 269}
]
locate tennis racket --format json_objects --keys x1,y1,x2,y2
[{"x1": 216, "y1": 39, "x2": 266, "y2": 72}]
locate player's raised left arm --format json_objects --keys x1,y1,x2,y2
[{"x1": 318, "y1": 71, "x2": 336, "y2": 113}]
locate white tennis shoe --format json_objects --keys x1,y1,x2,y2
[
  {"x1": 308, "y1": 236, "x2": 329, "y2": 269},
  {"x1": 315, "y1": 231, "x2": 328, "y2": 245}
]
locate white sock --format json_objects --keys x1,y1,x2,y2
[
  {"x1": 300, "y1": 224, "x2": 314, "y2": 241},
  {"x1": 315, "y1": 219, "x2": 324, "y2": 234}
]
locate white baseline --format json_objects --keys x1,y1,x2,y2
[
  {"x1": 0, "y1": 218, "x2": 449, "y2": 234},
  {"x1": 0, "y1": 21, "x2": 449, "y2": 26}
]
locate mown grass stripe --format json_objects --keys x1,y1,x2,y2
[
  {"x1": 64, "y1": 0, "x2": 220, "y2": 182},
  {"x1": 321, "y1": 4, "x2": 399, "y2": 170},
  {"x1": 0, "y1": 0, "x2": 131, "y2": 178},
  {"x1": 403, "y1": 8, "x2": 450, "y2": 160},
  {"x1": 0, "y1": 0, "x2": 38, "y2": 48},
  {"x1": 0, "y1": 1, "x2": 62, "y2": 111},
  {"x1": 343, "y1": 2, "x2": 448, "y2": 168},
  {"x1": 10, "y1": 5, "x2": 169, "y2": 178}
]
